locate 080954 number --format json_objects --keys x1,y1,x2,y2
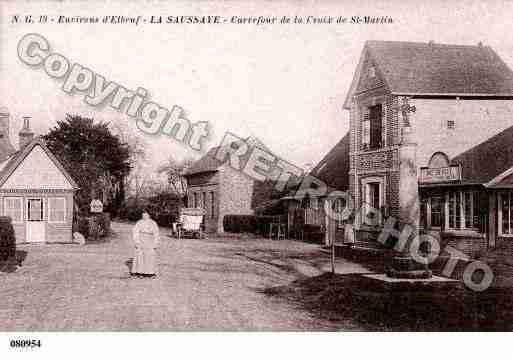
[{"x1": 10, "y1": 339, "x2": 41, "y2": 348}]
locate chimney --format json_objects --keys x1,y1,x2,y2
[{"x1": 19, "y1": 116, "x2": 34, "y2": 149}]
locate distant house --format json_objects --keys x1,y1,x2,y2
[
  {"x1": 184, "y1": 137, "x2": 276, "y2": 233},
  {"x1": 0, "y1": 108, "x2": 79, "y2": 243},
  {"x1": 281, "y1": 132, "x2": 350, "y2": 244}
]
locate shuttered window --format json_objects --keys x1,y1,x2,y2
[
  {"x1": 361, "y1": 108, "x2": 370, "y2": 149},
  {"x1": 48, "y1": 197, "x2": 66, "y2": 223},
  {"x1": 369, "y1": 104, "x2": 383, "y2": 149},
  {"x1": 4, "y1": 197, "x2": 23, "y2": 223}
]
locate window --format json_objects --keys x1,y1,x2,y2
[
  {"x1": 27, "y1": 199, "x2": 43, "y2": 222},
  {"x1": 428, "y1": 152, "x2": 450, "y2": 168},
  {"x1": 500, "y1": 191, "x2": 513, "y2": 235},
  {"x1": 361, "y1": 177, "x2": 384, "y2": 226},
  {"x1": 368, "y1": 182, "x2": 380, "y2": 210},
  {"x1": 48, "y1": 197, "x2": 66, "y2": 222},
  {"x1": 210, "y1": 192, "x2": 215, "y2": 219},
  {"x1": 447, "y1": 120, "x2": 456, "y2": 130},
  {"x1": 369, "y1": 104, "x2": 382, "y2": 149},
  {"x1": 193, "y1": 192, "x2": 198, "y2": 208},
  {"x1": 4, "y1": 197, "x2": 22, "y2": 223},
  {"x1": 362, "y1": 114, "x2": 370, "y2": 148},
  {"x1": 424, "y1": 190, "x2": 480, "y2": 230},
  {"x1": 202, "y1": 192, "x2": 206, "y2": 209},
  {"x1": 448, "y1": 191, "x2": 461, "y2": 229},
  {"x1": 430, "y1": 196, "x2": 443, "y2": 228}
]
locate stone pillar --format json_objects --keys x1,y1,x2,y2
[
  {"x1": 386, "y1": 126, "x2": 431, "y2": 278},
  {"x1": 398, "y1": 127, "x2": 420, "y2": 229}
]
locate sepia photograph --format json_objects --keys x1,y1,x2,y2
[{"x1": 1, "y1": 0, "x2": 513, "y2": 357}]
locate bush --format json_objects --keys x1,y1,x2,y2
[
  {"x1": 73, "y1": 213, "x2": 110, "y2": 240},
  {"x1": 73, "y1": 215, "x2": 90, "y2": 238},
  {"x1": 117, "y1": 193, "x2": 181, "y2": 228},
  {"x1": 223, "y1": 215, "x2": 257, "y2": 233},
  {"x1": 153, "y1": 213, "x2": 176, "y2": 228},
  {"x1": 118, "y1": 204, "x2": 144, "y2": 222},
  {"x1": 0, "y1": 216, "x2": 15, "y2": 261}
]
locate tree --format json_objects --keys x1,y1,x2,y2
[
  {"x1": 43, "y1": 114, "x2": 131, "y2": 215},
  {"x1": 111, "y1": 122, "x2": 147, "y2": 207},
  {"x1": 157, "y1": 155, "x2": 194, "y2": 202}
]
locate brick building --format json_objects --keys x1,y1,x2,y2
[
  {"x1": 0, "y1": 108, "x2": 78, "y2": 243},
  {"x1": 343, "y1": 40, "x2": 513, "y2": 256},
  {"x1": 184, "y1": 137, "x2": 275, "y2": 233}
]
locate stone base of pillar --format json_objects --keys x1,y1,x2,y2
[{"x1": 386, "y1": 255, "x2": 432, "y2": 279}]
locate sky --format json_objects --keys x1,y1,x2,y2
[{"x1": 2, "y1": 0, "x2": 513, "y2": 172}]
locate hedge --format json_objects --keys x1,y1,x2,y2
[
  {"x1": 223, "y1": 215, "x2": 282, "y2": 234},
  {"x1": 117, "y1": 194, "x2": 180, "y2": 228},
  {"x1": 0, "y1": 216, "x2": 15, "y2": 261},
  {"x1": 223, "y1": 215, "x2": 257, "y2": 233}
]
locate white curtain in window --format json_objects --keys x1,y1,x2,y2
[
  {"x1": 4, "y1": 197, "x2": 22, "y2": 222},
  {"x1": 49, "y1": 197, "x2": 66, "y2": 222}
]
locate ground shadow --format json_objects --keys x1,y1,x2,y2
[
  {"x1": 260, "y1": 272, "x2": 513, "y2": 331},
  {"x1": 0, "y1": 250, "x2": 28, "y2": 273}
]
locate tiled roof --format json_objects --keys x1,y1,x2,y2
[
  {"x1": 311, "y1": 131, "x2": 350, "y2": 191},
  {"x1": 281, "y1": 132, "x2": 350, "y2": 200},
  {"x1": 184, "y1": 146, "x2": 223, "y2": 176},
  {"x1": 344, "y1": 40, "x2": 513, "y2": 108},
  {"x1": 451, "y1": 124, "x2": 513, "y2": 185},
  {"x1": 184, "y1": 136, "x2": 273, "y2": 176}
]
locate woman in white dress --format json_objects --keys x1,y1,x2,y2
[{"x1": 131, "y1": 211, "x2": 160, "y2": 278}]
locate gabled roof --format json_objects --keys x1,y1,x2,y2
[
  {"x1": 0, "y1": 136, "x2": 79, "y2": 189},
  {"x1": 281, "y1": 132, "x2": 350, "y2": 200},
  {"x1": 450, "y1": 124, "x2": 513, "y2": 186},
  {"x1": 344, "y1": 40, "x2": 513, "y2": 109},
  {"x1": 184, "y1": 136, "x2": 273, "y2": 177},
  {"x1": 184, "y1": 146, "x2": 223, "y2": 176},
  {"x1": 311, "y1": 131, "x2": 350, "y2": 191}
]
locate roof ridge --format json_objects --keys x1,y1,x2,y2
[{"x1": 365, "y1": 40, "x2": 490, "y2": 49}]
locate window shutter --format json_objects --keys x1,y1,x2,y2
[{"x1": 362, "y1": 108, "x2": 370, "y2": 149}]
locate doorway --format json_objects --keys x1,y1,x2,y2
[{"x1": 26, "y1": 198, "x2": 45, "y2": 243}]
